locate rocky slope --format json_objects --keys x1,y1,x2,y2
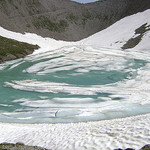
[{"x1": 0, "y1": 0, "x2": 150, "y2": 41}]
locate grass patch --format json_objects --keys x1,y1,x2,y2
[
  {"x1": 0, "y1": 36, "x2": 39, "y2": 62},
  {"x1": 82, "y1": 10, "x2": 92, "y2": 26},
  {"x1": 66, "y1": 13, "x2": 78, "y2": 23}
]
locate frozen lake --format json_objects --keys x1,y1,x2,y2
[{"x1": 0, "y1": 45, "x2": 150, "y2": 123}]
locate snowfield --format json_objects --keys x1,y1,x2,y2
[
  {"x1": 0, "y1": 9, "x2": 150, "y2": 150},
  {"x1": 0, "y1": 114, "x2": 150, "y2": 150}
]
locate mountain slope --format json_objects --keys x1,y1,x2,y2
[{"x1": 0, "y1": 0, "x2": 150, "y2": 41}]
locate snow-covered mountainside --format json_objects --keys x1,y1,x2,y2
[
  {"x1": 80, "y1": 9, "x2": 150, "y2": 51},
  {"x1": 0, "y1": 9, "x2": 150, "y2": 56}
]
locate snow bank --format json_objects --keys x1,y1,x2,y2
[{"x1": 0, "y1": 27, "x2": 73, "y2": 54}]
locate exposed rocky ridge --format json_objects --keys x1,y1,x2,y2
[{"x1": 0, "y1": 0, "x2": 150, "y2": 41}]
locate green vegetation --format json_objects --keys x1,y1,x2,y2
[
  {"x1": 0, "y1": 36, "x2": 39, "y2": 62},
  {"x1": 82, "y1": 11, "x2": 92, "y2": 25},
  {"x1": 103, "y1": 15, "x2": 108, "y2": 21},
  {"x1": 26, "y1": 24, "x2": 31, "y2": 28},
  {"x1": 33, "y1": 16, "x2": 68, "y2": 32},
  {"x1": 66, "y1": 13, "x2": 78, "y2": 23},
  {"x1": 26, "y1": 0, "x2": 42, "y2": 15}
]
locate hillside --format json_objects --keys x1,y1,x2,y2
[{"x1": 0, "y1": 0, "x2": 150, "y2": 41}]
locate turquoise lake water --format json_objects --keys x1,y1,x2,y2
[{"x1": 0, "y1": 46, "x2": 150, "y2": 123}]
